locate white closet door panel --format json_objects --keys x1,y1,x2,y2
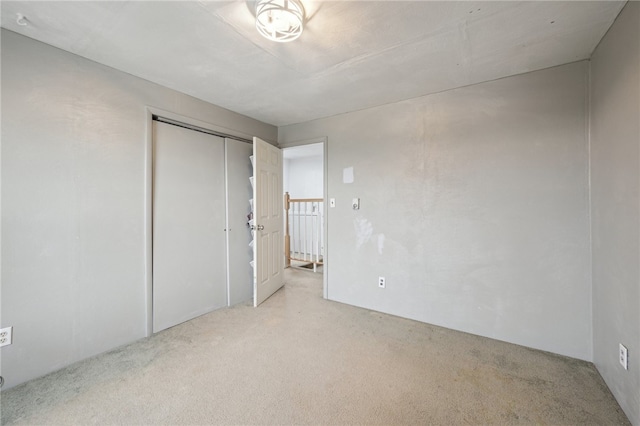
[
  {"x1": 153, "y1": 121, "x2": 227, "y2": 333},
  {"x1": 225, "y1": 138, "x2": 253, "y2": 306}
]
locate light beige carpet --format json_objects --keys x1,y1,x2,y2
[{"x1": 0, "y1": 268, "x2": 630, "y2": 425}]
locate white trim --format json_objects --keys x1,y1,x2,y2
[
  {"x1": 144, "y1": 108, "x2": 153, "y2": 337},
  {"x1": 278, "y1": 136, "x2": 326, "y2": 149},
  {"x1": 224, "y1": 139, "x2": 232, "y2": 307}
]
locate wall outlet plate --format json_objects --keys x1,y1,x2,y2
[
  {"x1": 378, "y1": 277, "x2": 385, "y2": 288},
  {"x1": 330, "y1": 198, "x2": 336, "y2": 208},
  {"x1": 0, "y1": 327, "x2": 13, "y2": 347},
  {"x1": 619, "y1": 343, "x2": 628, "y2": 370}
]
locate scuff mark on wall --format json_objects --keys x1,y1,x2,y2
[
  {"x1": 353, "y1": 216, "x2": 385, "y2": 255},
  {"x1": 353, "y1": 216, "x2": 373, "y2": 248}
]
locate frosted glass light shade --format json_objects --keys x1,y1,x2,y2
[{"x1": 256, "y1": 0, "x2": 304, "y2": 42}]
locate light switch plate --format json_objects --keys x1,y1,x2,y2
[{"x1": 620, "y1": 343, "x2": 628, "y2": 370}]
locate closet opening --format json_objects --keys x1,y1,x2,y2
[{"x1": 150, "y1": 115, "x2": 254, "y2": 333}]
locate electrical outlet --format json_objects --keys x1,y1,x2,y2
[
  {"x1": 378, "y1": 277, "x2": 385, "y2": 288},
  {"x1": 330, "y1": 198, "x2": 336, "y2": 208},
  {"x1": 0, "y1": 327, "x2": 13, "y2": 348},
  {"x1": 619, "y1": 343, "x2": 628, "y2": 370}
]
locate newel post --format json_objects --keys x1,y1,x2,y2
[{"x1": 284, "y1": 192, "x2": 291, "y2": 268}]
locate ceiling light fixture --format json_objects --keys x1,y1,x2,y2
[{"x1": 255, "y1": 0, "x2": 304, "y2": 43}]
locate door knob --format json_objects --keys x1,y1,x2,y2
[{"x1": 250, "y1": 224, "x2": 265, "y2": 231}]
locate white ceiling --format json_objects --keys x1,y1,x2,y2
[{"x1": 1, "y1": 1, "x2": 626, "y2": 126}]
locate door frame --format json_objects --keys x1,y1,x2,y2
[
  {"x1": 279, "y1": 137, "x2": 329, "y2": 300},
  {"x1": 144, "y1": 106, "x2": 257, "y2": 337}
]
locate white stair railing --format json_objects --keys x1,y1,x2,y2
[{"x1": 284, "y1": 193, "x2": 324, "y2": 272}]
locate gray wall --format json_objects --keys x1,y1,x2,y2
[
  {"x1": 590, "y1": 2, "x2": 640, "y2": 424},
  {"x1": 0, "y1": 29, "x2": 276, "y2": 389},
  {"x1": 279, "y1": 61, "x2": 592, "y2": 360}
]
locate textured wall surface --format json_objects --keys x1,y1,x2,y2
[
  {"x1": 280, "y1": 62, "x2": 592, "y2": 360},
  {"x1": 590, "y1": 2, "x2": 640, "y2": 424},
  {"x1": 1, "y1": 30, "x2": 276, "y2": 389}
]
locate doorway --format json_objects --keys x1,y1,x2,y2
[{"x1": 282, "y1": 141, "x2": 326, "y2": 282}]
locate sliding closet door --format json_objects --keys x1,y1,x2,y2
[{"x1": 153, "y1": 121, "x2": 227, "y2": 333}]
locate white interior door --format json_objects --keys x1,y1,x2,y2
[
  {"x1": 153, "y1": 121, "x2": 227, "y2": 332},
  {"x1": 253, "y1": 137, "x2": 284, "y2": 306}
]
